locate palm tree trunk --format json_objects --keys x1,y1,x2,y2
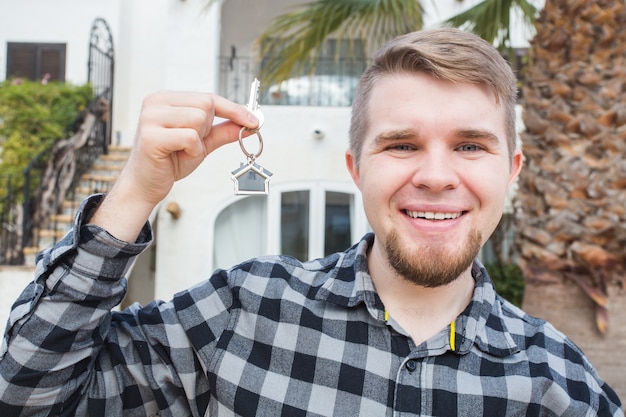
[{"x1": 515, "y1": 0, "x2": 626, "y2": 399}]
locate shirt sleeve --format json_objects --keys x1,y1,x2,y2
[{"x1": 0, "y1": 194, "x2": 216, "y2": 417}]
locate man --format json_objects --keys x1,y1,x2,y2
[{"x1": 0, "y1": 28, "x2": 622, "y2": 416}]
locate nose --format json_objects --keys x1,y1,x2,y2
[{"x1": 411, "y1": 148, "x2": 461, "y2": 192}]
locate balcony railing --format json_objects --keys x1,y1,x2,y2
[{"x1": 218, "y1": 56, "x2": 370, "y2": 107}]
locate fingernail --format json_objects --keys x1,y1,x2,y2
[{"x1": 248, "y1": 113, "x2": 259, "y2": 125}]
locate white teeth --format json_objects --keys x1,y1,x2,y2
[{"x1": 405, "y1": 210, "x2": 462, "y2": 220}]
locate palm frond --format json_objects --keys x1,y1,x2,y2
[
  {"x1": 444, "y1": 0, "x2": 538, "y2": 51},
  {"x1": 256, "y1": 0, "x2": 425, "y2": 86}
]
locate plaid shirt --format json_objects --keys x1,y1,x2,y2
[{"x1": 0, "y1": 195, "x2": 622, "y2": 417}]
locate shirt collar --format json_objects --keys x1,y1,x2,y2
[
  {"x1": 315, "y1": 233, "x2": 384, "y2": 314},
  {"x1": 314, "y1": 233, "x2": 520, "y2": 357},
  {"x1": 454, "y1": 260, "x2": 521, "y2": 357}
]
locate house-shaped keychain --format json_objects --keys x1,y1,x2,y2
[{"x1": 231, "y1": 161, "x2": 273, "y2": 195}]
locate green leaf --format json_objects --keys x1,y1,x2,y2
[
  {"x1": 444, "y1": 0, "x2": 538, "y2": 51},
  {"x1": 256, "y1": 0, "x2": 425, "y2": 86},
  {"x1": 484, "y1": 261, "x2": 525, "y2": 306}
]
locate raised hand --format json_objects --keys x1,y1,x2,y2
[{"x1": 89, "y1": 91, "x2": 259, "y2": 241}]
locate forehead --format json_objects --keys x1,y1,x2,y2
[{"x1": 365, "y1": 73, "x2": 505, "y2": 138}]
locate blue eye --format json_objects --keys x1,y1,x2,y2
[
  {"x1": 385, "y1": 143, "x2": 414, "y2": 152},
  {"x1": 458, "y1": 143, "x2": 482, "y2": 152}
]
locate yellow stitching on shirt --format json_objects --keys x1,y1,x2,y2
[{"x1": 450, "y1": 320, "x2": 456, "y2": 351}]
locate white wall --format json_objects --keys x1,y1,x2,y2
[
  {"x1": 219, "y1": 0, "x2": 310, "y2": 56},
  {"x1": 113, "y1": 0, "x2": 222, "y2": 146}
]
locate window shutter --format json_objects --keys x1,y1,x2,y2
[
  {"x1": 6, "y1": 43, "x2": 66, "y2": 81},
  {"x1": 40, "y1": 48, "x2": 64, "y2": 81},
  {"x1": 7, "y1": 44, "x2": 36, "y2": 79}
]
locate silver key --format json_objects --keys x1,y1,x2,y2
[
  {"x1": 232, "y1": 77, "x2": 271, "y2": 195},
  {"x1": 246, "y1": 78, "x2": 264, "y2": 128}
]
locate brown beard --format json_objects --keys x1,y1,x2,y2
[{"x1": 384, "y1": 228, "x2": 482, "y2": 288}]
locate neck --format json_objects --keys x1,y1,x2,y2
[
  {"x1": 368, "y1": 243, "x2": 475, "y2": 345},
  {"x1": 373, "y1": 262, "x2": 475, "y2": 319}
]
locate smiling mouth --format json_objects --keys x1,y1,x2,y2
[{"x1": 404, "y1": 210, "x2": 464, "y2": 220}]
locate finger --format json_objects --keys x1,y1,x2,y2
[
  {"x1": 141, "y1": 93, "x2": 210, "y2": 138},
  {"x1": 197, "y1": 94, "x2": 261, "y2": 152},
  {"x1": 141, "y1": 103, "x2": 204, "y2": 127},
  {"x1": 142, "y1": 112, "x2": 256, "y2": 157},
  {"x1": 144, "y1": 91, "x2": 259, "y2": 140},
  {"x1": 147, "y1": 91, "x2": 259, "y2": 130},
  {"x1": 138, "y1": 91, "x2": 260, "y2": 158},
  {"x1": 201, "y1": 120, "x2": 261, "y2": 154},
  {"x1": 209, "y1": 94, "x2": 260, "y2": 130},
  {"x1": 143, "y1": 90, "x2": 211, "y2": 108},
  {"x1": 137, "y1": 123, "x2": 204, "y2": 159}
]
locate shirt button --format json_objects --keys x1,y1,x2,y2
[{"x1": 405, "y1": 359, "x2": 417, "y2": 372}]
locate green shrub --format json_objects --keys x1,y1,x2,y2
[
  {"x1": 484, "y1": 261, "x2": 525, "y2": 307},
  {"x1": 0, "y1": 79, "x2": 93, "y2": 201}
]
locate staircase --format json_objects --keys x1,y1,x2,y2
[{"x1": 23, "y1": 145, "x2": 131, "y2": 263}]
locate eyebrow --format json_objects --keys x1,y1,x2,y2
[
  {"x1": 374, "y1": 127, "x2": 502, "y2": 146},
  {"x1": 373, "y1": 128, "x2": 419, "y2": 146},
  {"x1": 455, "y1": 128, "x2": 501, "y2": 145}
]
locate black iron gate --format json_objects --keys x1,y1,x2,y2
[{"x1": 88, "y1": 17, "x2": 115, "y2": 153}]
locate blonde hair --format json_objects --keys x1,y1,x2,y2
[{"x1": 349, "y1": 28, "x2": 518, "y2": 165}]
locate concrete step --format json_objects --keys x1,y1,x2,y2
[
  {"x1": 90, "y1": 163, "x2": 124, "y2": 175},
  {"x1": 108, "y1": 145, "x2": 132, "y2": 153},
  {"x1": 99, "y1": 153, "x2": 129, "y2": 165},
  {"x1": 49, "y1": 213, "x2": 73, "y2": 225},
  {"x1": 38, "y1": 228, "x2": 68, "y2": 249},
  {"x1": 33, "y1": 146, "x2": 131, "y2": 252},
  {"x1": 60, "y1": 201, "x2": 80, "y2": 216},
  {"x1": 78, "y1": 176, "x2": 116, "y2": 186}
]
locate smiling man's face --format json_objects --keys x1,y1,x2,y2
[{"x1": 346, "y1": 72, "x2": 522, "y2": 287}]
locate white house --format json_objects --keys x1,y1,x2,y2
[{"x1": 0, "y1": 0, "x2": 537, "y2": 324}]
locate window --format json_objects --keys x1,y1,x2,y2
[
  {"x1": 324, "y1": 191, "x2": 353, "y2": 255},
  {"x1": 280, "y1": 190, "x2": 310, "y2": 261},
  {"x1": 314, "y1": 38, "x2": 366, "y2": 77},
  {"x1": 6, "y1": 42, "x2": 66, "y2": 82},
  {"x1": 268, "y1": 183, "x2": 367, "y2": 262},
  {"x1": 276, "y1": 190, "x2": 353, "y2": 259},
  {"x1": 260, "y1": 38, "x2": 367, "y2": 106},
  {"x1": 213, "y1": 182, "x2": 368, "y2": 269}
]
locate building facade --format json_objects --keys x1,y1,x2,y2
[{"x1": 0, "y1": 0, "x2": 532, "y2": 308}]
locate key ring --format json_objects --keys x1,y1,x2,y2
[{"x1": 238, "y1": 126, "x2": 263, "y2": 162}]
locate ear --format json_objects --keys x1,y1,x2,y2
[
  {"x1": 345, "y1": 149, "x2": 362, "y2": 190},
  {"x1": 507, "y1": 148, "x2": 523, "y2": 188}
]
